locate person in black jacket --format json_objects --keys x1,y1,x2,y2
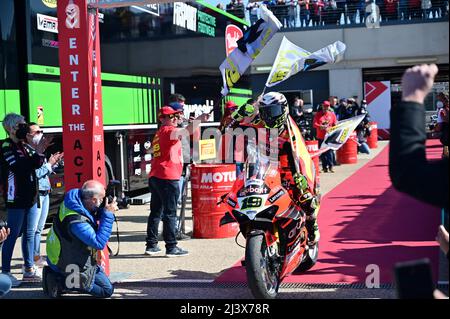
[
  {"x1": 389, "y1": 64, "x2": 448, "y2": 210},
  {"x1": 389, "y1": 64, "x2": 449, "y2": 299},
  {"x1": 0, "y1": 113, "x2": 45, "y2": 286}
]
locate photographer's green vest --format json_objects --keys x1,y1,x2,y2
[{"x1": 46, "y1": 202, "x2": 98, "y2": 290}]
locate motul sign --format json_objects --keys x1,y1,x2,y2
[
  {"x1": 57, "y1": 0, "x2": 106, "y2": 189},
  {"x1": 201, "y1": 171, "x2": 236, "y2": 184},
  {"x1": 225, "y1": 25, "x2": 243, "y2": 57}
]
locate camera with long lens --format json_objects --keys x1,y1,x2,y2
[{"x1": 15, "y1": 123, "x2": 30, "y2": 141}]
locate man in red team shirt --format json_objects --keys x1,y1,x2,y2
[
  {"x1": 313, "y1": 101, "x2": 337, "y2": 173},
  {"x1": 145, "y1": 106, "x2": 189, "y2": 257}
]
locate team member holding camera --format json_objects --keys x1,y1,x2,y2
[
  {"x1": 44, "y1": 180, "x2": 118, "y2": 298},
  {"x1": 0, "y1": 113, "x2": 45, "y2": 286}
]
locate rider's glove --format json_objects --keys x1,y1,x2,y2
[
  {"x1": 293, "y1": 172, "x2": 308, "y2": 192},
  {"x1": 231, "y1": 103, "x2": 255, "y2": 121}
]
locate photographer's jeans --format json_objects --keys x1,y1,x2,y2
[
  {"x1": 34, "y1": 194, "x2": 50, "y2": 257},
  {"x1": 146, "y1": 177, "x2": 180, "y2": 250},
  {"x1": 85, "y1": 266, "x2": 114, "y2": 298},
  {"x1": 1, "y1": 204, "x2": 39, "y2": 272},
  {"x1": 0, "y1": 273, "x2": 12, "y2": 297}
]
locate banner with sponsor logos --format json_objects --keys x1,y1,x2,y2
[
  {"x1": 57, "y1": 0, "x2": 108, "y2": 275},
  {"x1": 57, "y1": 0, "x2": 106, "y2": 189},
  {"x1": 266, "y1": 37, "x2": 346, "y2": 88},
  {"x1": 219, "y1": 4, "x2": 282, "y2": 96}
]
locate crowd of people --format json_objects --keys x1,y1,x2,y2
[{"x1": 224, "y1": 0, "x2": 449, "y2": 28}]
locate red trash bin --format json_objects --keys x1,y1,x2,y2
[
  {"x1": 337, "y1": 131, "x2": 358, "y2": 164},
  {"x1": 190, "y1": 164, "x2": 240, "y2": 238},
  {"x1": 367, "y1": 122, "x2": 378, "y2": 149}
]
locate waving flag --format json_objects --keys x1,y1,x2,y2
[
  {"x1": 266, "y1": 38, "x2": 346, "y2": 87},
  {"x1": 220, "y1": 5, "x2": 282, "y2": 96},
  {"x1": 286, "y1": 115, "x2": 316, "y2": 191},
  {"x1": 320, "y1": 115, "x2": 366, "y2": 151}
]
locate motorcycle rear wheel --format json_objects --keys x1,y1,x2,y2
[{"x1": 245, "y1": 234, "x2": 280, "y2": 299}]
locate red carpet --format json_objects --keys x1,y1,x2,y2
[{"x1": 216, "y1": 140, "x2": 442, "y2": 284}]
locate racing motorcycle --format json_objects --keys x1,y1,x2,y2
[{"x1": 219, "y1": 145, "x2": 319, "y2": 299}]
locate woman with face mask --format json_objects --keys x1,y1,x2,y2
[{"x1": 26, "y1": 123, "x2": 63, "y2": 269}]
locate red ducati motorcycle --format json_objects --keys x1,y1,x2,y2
[{"x1": 219, "y1": 145, "x2": 319, "y2": 299}]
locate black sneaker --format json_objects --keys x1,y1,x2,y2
[
  {"x1": 166, "y1": 246, "x2": 189, "y2": 257},
  {"x1": 176, "y1": 233, "x2": 191, "y2": 241},
  {"x1": 144, "y1": 246, "x2": 162, "y2": 255}
]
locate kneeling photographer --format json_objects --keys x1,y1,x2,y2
[
  {"x1": 44, "y1": 180, "x2": 118, "y2": 298},
  {"x1": 1, "y1": 113, "x2": 45, "y2": 286}
]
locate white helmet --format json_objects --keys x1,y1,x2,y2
[{"x1": 258, "y1": 92, "x2": 289, "y2": 128}]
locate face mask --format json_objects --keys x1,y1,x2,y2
[
  {"x1": 437, "y1": 101, "x2": 444, "y2": 109},
  {"x1": 32, "y1": 133, "x2": 43, "y2": 145}
]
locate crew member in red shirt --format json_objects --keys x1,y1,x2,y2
[
  {"x1": 145, "y1": 106, "x2": 189, "y2": 257},
  {"x1": 313, "y1": 101, "x2": 337, "y2": 172}
]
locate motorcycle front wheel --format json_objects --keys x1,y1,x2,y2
[{"x1": 245, "y1": 234, "x2": 280, "y2": 299}]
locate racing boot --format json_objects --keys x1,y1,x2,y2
[
  {"x1": 299, "y1": 193, "x2": 320, "y2": 245},
  {"x1": 305, "y1": 217, "x2": 320, "y2": 245}
]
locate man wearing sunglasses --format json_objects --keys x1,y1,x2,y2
[{"x1": 145, "y1": 106, "x2": 190, "y2": 257}]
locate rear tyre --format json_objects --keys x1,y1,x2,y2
[{"x1": 245, "y1": 234, "x2": 280, "y2": 299}]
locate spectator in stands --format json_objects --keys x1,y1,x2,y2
[
  {"x1": 299, "y1": 0, "x2": 312, "y2": 26},
  {"x1": 384, "y1": 0, "x2": 399, "y2": 20},
  {"x1": 409, "y1": 0, "x2": 423, "y2": 18},
  {"x1": 311, "y1": 0, "x2": 325, "y2": 25},
  {"x1": 389, "y1": 64, "x2": 449, "y2": 212},
  {"x1": 227, "y1": 0, "x2": 245, "y2": 19},
  {"x1": 247, "y1": 1, "x2": 260, "y2": 24},
  {"x1": 288, "y1": 0, "x2": 298, "y2": 27},
  {"x1": 314, "y1": 101, "x2": 338, "y2": 172},
  {"x1": 335, "y1": 0, "x2": 347, "y2": 23},
  {"x1": 217, "y1": 3, "x2": 225, "y2": 10},
  {"x1": 399, "y1": 0, "x2": 410, "y2": 19},
  {"x1": 274, "y1": 0, "x2": 288, "y2": 27},
  {"x1": 438, "y1": 0, "x2": 449, "y2": 17},
  {"x1": 324, "y1": 0, "x2": 340, "y2": 24},
  {"x1": 422, "y1": 0, "x2": 433, "y2": 18},
  {"x1": 347, "y1": 0, "x2": 360, "y2": 23}
]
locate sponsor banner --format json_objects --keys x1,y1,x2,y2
[
  {"x1": 199, "y1": 139, "x2": 216, "y2": 161},
  {"x1": 57, "y1": 0, "x2": 106, "y2": 189},
  {"x1": 364, "y1": 81, "x2": 391, "y2": 130},
  {"x1": 42, "y1": 39, "x2": 59, "y2": 48},
  {"x1": 320, "y1": 115, "x2": 366, "y2": 151},
  {"x1": 219, "y1": 4, "x2": 282, "y2": 96},
  {"x1": 225, "y1": 25, "x2": 243, "y2": 57},
  {"x1": 266, "y1": 37, "x2": 346, "y2": 88},
  {"x1": 37, "y1": 13, "x2": 58, "y2": 33}
]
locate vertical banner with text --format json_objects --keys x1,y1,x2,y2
[
  {"x1": 57, "y1": 0, "x2": 106, "y2": 190},
  {"x1": 58, "y1": 0, "x2": 108, "y2": 275}
]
